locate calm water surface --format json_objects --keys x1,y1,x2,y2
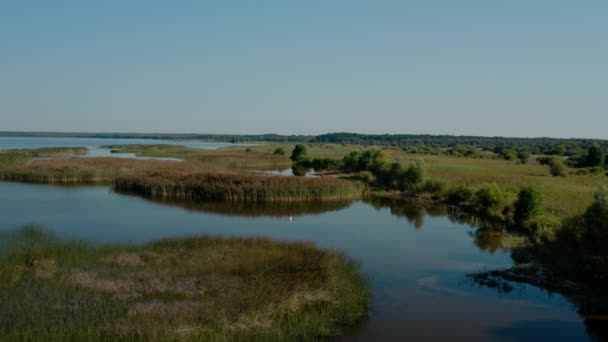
[
  {"x1": 0, "y1": 182, "x2": 590, "y2": 341},
  {"x1": 0, "y1": 137, "x2": 245, "y2": 159}
]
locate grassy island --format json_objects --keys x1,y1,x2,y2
[
  {"x1": 0, "y1": 226, "x2": 369, "y2": 341},
  {"x1": 112, "y1": 171, "x2": 365, "y2": 202}
]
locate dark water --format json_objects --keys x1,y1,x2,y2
[
  {"x1": 0, "y1": 136, "x2": 244, "y2": 159},
  {"x1": 0, "y1": 182, "x2": 590, "y2": 341}
]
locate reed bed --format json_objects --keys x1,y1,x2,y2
[
  {"x1": 0, "y1": 226, "x2": 369, "y2": 340},
  {"x1": 0, "y1": 157, "x2": 186, "y2": 184},
  {"x1": 113, "y1": 171, "x2": 365, "y2": 202}
]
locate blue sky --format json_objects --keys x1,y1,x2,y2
[{"x1": 1, "y1": 1, "x2": 606, "y2": 138}]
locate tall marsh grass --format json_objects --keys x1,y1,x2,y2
[
  {"x1": 0, "y1": 225, "x2": 370, "y2": 340},
  {"x1": 113, "y1": 171, "x2": 365, "y2": 202}
]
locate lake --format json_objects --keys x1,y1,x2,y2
[
  {"x1": 0, "y1": 136, "x2": 245, "y2": 159},
  {"x1": 0, "y1": 181, "x2": 590, "y2": 341}
]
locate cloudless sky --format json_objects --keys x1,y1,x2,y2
[{"x1": 1, "y1": 1, "x2": 606, "y2": 138}]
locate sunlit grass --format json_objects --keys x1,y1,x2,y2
[
  {"x1": 0, "y1": 225, "x2": 370, "y2": 341},
  {"x1": 113, "y1": 170, "x2": 365, "y2": 202}
]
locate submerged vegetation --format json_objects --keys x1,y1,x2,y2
[{"x1": 0, "y1": 225, "x2": 369, "y2": 341}]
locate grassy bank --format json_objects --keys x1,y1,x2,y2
[
  {"x1": 0, "y1": 147, "x2": 88, "y2": 167},
  {"x1": 113, "y1": 171, "x2": 365, "y2": 202},
  {"x1": 0, "y1": 157, "x2": 183, "y2": 184},
  {"x1": 106, "y1": 144, "x2": 293, "y2": 171},
  {"x1": 0, "y1": 226, "x2": 369, "y2": 341}
]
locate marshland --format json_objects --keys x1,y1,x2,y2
[
  {"x1": 1, "y1": 135, "x2": 608, "y2": 340},
  {"x1": 0, "y1": 225, "x2": 368, "y2": 341}
]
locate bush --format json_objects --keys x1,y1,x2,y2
[
  {"x1": 341, "y1": 150, "x2": 382, "y2": 173},
  {"x1": 311, "y1": 158, "x2": 340, "y2": 172},
  {"x1": 583, "y1": 185, "x2": 608, "y2": 250},
  {"x1": 537, "y1": 156, "x2": 567, "y2": 177},
  {"x1": 273, "y1": 148, "x2": 285, "y2": 156},
  {"x1": 446, "y1": 185, "x2": 474, "y2": 204},
  {"x1": 513, "y1": 186, "x2": 542, "y2": 227},
  {"x1": 404, "y1": 161, "x2": 425, "y2": 187},
  {"x1": 290, "y1": 144, "x2": 308, "y2": 163},
  {"x1": 548, "y1": 158, "x2": 567, "y2": 177},
  {"x1": 501, "y1": 150, "x2": 517, "y2": 161},
  {"x1": 516, "y1": 151, "x2": 530, "y2": 164},
  {"x1": 373, "y1": 161, "x2": 426, "y2": 192},
  {"x1": 420, "y1": 179, "x2": 447, "y2": 196},
  {"x1": 472, "y1": 184, "x2": 511, "y2": 218},
  {"x1": 586, "y1": 143, "x2": 605, "y2": 167}
]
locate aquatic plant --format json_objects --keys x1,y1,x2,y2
[
  {"x1": 0, "y1": 226, "x2": 370, "y2": 340},
  {"x1": 112, "y1": 171, "x2": 365, "y2": 202}
]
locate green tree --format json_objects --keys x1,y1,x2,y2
[
  {"x1": 290, "y1": 144, "x2": 307, "y2": 163},
  {"x1": 273, "y1": 148, "x2": 285, "y2": 156},
  {"x1": 516, "y1": 151, "x2": 530, "y2": 164},
  {"x1": 501, "y1": 150, "x2": 517, "y2": 161},
  {"x1": 539, "y1": 157, "x2": 567, "y2": 176},
  {"x1": 548, "y1": 158, "x2": 567, "y2": 177},
  {"x1": 513, "y1": 187, "x2": 542, "y2": 225},
  {"x1": 473, "y1": 184, "x2": 510, "y2": 218},
  {"x1": 583, "y1": 185, "x2": 608, "y2": 250},
  {"x1": 403, "y1": 162, "x2": 425, "y2": 189},
  {"x1": 586, "y1": 143, "x2": 605, "y2": 167}
]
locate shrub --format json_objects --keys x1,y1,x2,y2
[
  {"x1": 583, "y1": 185, "x2": 608, "y2": 250},
  {"x1": 538, "y1": 156, "x2": 567, "y2": 177},
  {"x1": 311, "y1": 158, "x2": 340, "y2": 172},
  {"x1": 290, "y1": 144, "x2": 308, "y2": 163},
  {"x1": 501, "y1": 150, "x2": 517, "y2": 161},
  {"x1": 420, "y1": 179, "x2": 447, "y2": 196},
  {"x1": 372, "y1": 161, "x2": 425, "y2": 192},
  {"x1": 513, "y1": 186, "x2": 542, "y2": 227},
  {"x1": 472, "y1": 184, "x2": 511, "y2": 218},
  {"x1": 404, "y1": 162, "x2": 425, "y2": 187},
  {"x1": 548, "y1": 158, "x2": 567, "y2": 177},
  {"x1": 341, "y1": 150, "x2": 382, "y2": 173},
  {"x1": 516, "y1": 151, "x2": 530, "y2": 164},
  {"x1": 446, "y1": 185, "x2": 474, "y2": 204},
  {"x1": 273, "y1": 148, "x2": 285, "y2": 156},
  {"x1": 586, "y1": 143, "x2": 605, "y2": 167}
]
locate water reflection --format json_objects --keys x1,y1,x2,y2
[
  {"x1": 364, "y1": 197, "x2": 448, "y2": 229},
  {"x1": 472, "y1": 227, "x2": 509, "y2": 254},
  {"x1": 113, "y1": 190, "x2": 355, "y2": 218},
  {"x1": 0, "y1": 182, "x2": 592, "y2": 341}
]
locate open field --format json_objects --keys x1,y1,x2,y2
[
  {"x1": 386, "y1": 152, "x2": 607, "y2": 218},
  {"x1": 0, "y1": 226, "x2": 369, "y2": 341}
]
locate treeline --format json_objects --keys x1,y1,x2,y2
[
  {"x1": 313, "y1": 133, "x2": 608, "y2": 156},
  {"x1": 0, "y1": 132, "x2": 312, "y2": 143},
  {"x1": 4, "y1": 132, "x2": 607, "y2": 155}
]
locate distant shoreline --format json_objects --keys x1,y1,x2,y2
[{"x1": 1, "y1": 131, "x2": 605, "y2": 143}]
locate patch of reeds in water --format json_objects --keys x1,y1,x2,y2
[{"x1": 112, "y1": 170, "x2": 366, "y2": 202}]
